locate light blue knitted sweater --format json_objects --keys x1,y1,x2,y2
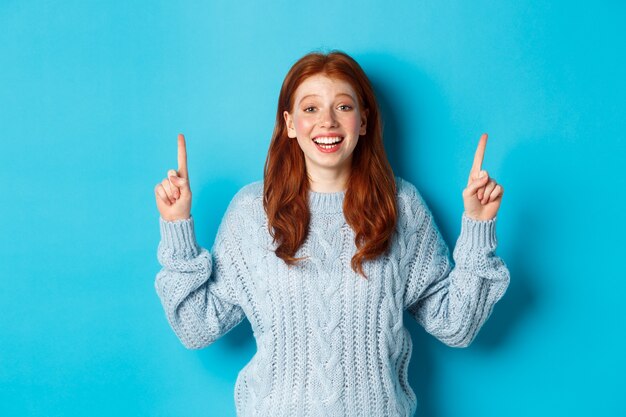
[{"x1": 155, "y1": 177, "x2": 510, "y2": 417}]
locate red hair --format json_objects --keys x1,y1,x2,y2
[{"x1": 263, "y1": 50, "x2": 397, "y2": 279}]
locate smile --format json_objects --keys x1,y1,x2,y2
[
  {"x1": 312, "y1": 136, "x2": 344, "y2": 153},
  {"x1": 313, "y1": 136, "x2": 343, "y2": 145}
]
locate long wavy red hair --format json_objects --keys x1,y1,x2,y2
[{"x1": 263, "y1": 50, "x2": 397, "y2": 279}]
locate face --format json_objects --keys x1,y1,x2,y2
[{"x1": 283, "y1": 74, "x2": 368, "y2": 181}]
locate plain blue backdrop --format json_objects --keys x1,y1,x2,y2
[{"x1": 1, "y1": 1, "x2": 624, "y2": 416}]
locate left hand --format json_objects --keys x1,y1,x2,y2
[{"x1": 462, "y1": 133, "x2": 504, "y2": 221}]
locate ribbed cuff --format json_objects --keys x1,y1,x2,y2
[
  {"x1": 458, "y1": 212, "x2": 498, "y2": 250},
  {"x1": 159, "y1": 215, "x2": 200, "y2": 257}
]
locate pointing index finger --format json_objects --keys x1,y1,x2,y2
[
  {"x1": 471, "y1": 133, "x2": 488, "y2": 177},
  {"x1": 177, "y1": 133, "x2": 188, "y2": 179}
]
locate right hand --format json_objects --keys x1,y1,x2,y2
[{"x1": 154, "y1": 133, "x2": 192, "y2": 221}]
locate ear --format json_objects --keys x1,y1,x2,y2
[
  {"x1": 359, "y1": 108, "x2": 369, "y2": 136},
  {"x1": 283, "y1": 111, "x2": 296, "y2": 138}
]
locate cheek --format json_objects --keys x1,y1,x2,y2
[
  {"x1": 294, "y1": 117, "x2": 314, "y2": 133},
  {"x1": 341, "y1": 114, "x2": 361, "y2": 131}
]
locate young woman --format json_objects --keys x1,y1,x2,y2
[{"x1": 154, "y1": 50, "x2": 509, "y2": 417}]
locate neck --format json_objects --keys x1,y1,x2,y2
[{"x1": 306, "y1": 165, "x2": 351, "y2": 193}]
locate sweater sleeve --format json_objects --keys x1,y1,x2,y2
[
  {"x1": 155, "y1": 200, "x2": 248, "y2": 349},
  {"x1": 401, "y1": 189, "x2": 510, "y2": 348}
]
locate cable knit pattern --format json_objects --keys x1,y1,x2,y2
[{"x1": 155, "y1": 176, "x2": 510, "y2": 417}]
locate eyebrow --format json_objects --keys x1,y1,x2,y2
[{"x1": 298, "y1": 93, "x2": 355, "y2": 104}]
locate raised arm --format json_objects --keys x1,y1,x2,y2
[
  {"x1": 153, "y1": 134, "x2": 246, "y2": 349},
  {"x1": 401, "y1": 195, "x2": 510, "y2": 347},
  {"x1": 401, "y1": 133, "x2": 510, "y2": 347}
]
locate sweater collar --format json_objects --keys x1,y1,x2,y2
[{"x1": 307, "y1": 189, "x2": 345, "y2": 214}]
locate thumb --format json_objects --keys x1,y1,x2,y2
[{"x1": 465, "y1": 172, "x2": 489, "y2": 197}]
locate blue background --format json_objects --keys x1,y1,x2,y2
[{"x1": 1, "y1": 1, "x2": 624, "y2": 416}]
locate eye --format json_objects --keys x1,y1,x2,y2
[
  {"x1": 338, "y1": 104, "x2": 353, "y2": 111},
  {"x1": 303, "y1": 106, "x2": 316, "y2": 112}
]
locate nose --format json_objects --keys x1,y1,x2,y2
[{"x1": 318, "y1": 107, "x2": 338, "y2": 128}]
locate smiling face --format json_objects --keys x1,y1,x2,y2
[{"x1": 283, "y1": 74, "x2": 368, "y2": 186}]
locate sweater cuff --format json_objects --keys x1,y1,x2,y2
[
  {"x1": 457, "y1": 212, "x2": 498, "y2": 251},
  {"x1": 159, "y1": 215, "x2": 200, "y2": 257}
]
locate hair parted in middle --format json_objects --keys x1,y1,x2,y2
[{"x1": 263, "y1": 49, "x2": 398, "y2": 279}]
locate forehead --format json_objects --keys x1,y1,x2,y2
[{"x1": 294, "y1": 74, "x2": 358, "y2": 101}]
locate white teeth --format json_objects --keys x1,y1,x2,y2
[{"x1": 313, "y1": 136, "x2": 343, "y2": 144}]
